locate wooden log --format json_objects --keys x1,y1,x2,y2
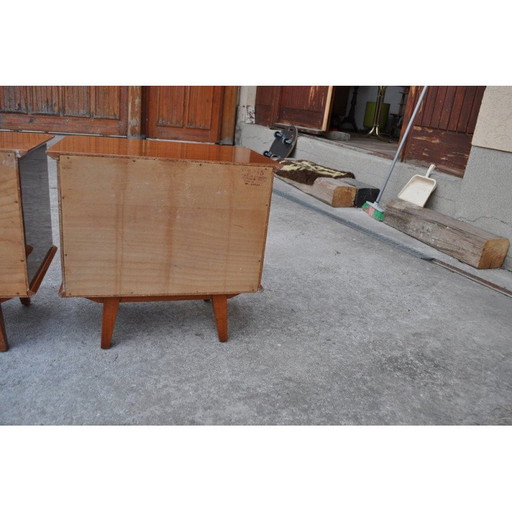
[
  {"x1": 277, "y1": 176, "x2": 379, "y2": 207},
  {"x1": 384, "y1": 199, "x2": 510, "y2": 269}
]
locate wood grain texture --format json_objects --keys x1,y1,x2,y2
[
  {"x1": 278, "y1": 176, "x2": 354, "y2": 207},
  {"x1": 0, "y1": 133, "x2": 55, "y2": 299},
  {"x1": 255, "y1": 86, "x2": 333, "y2": 132},
  {"x1": 1, "y1": 86, "x2": 237, "y2": 141},
  {"x1": 57, "y1": 149, "x2": 274, "y2": 297},
  {"x1": 145, "y1": 86, "x2": 224, "y2": 142},
  {"x1": 400, "y1": 86, "x2": 486, "y2": 175},
  {"x1": 277, "y1": 176, "x2": 378, "y2": 208},
  {"x1": 127, "y1": 86, "x2": 143, "y2": 138},
  {"x1": 0, "y1": 133, "x2": 54, "y2": 157},
  {"x1": 220, "y1": 86, "x2": 238, "y2": 144},
  {"x1": 0, "y1": 86, "x2": 129, "y2": 136},
  {"x1": 277, "y1": 86, "x2": 332, "y2": 131},
  {"x1": 403, "y1": 126, "x2": 473, "y2": 175},
  {"x1": 0, "y1": 151, "x2": 28, "y2": 296},
  {"x1": 48, "y1": 135, "x2": 272, "y2": 166},
  {"x1": 384, "y1": 199, "x2": 510, "y2": 269}
]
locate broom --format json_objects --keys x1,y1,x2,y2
[{"x1": 362, "y1": 86, "x2": 429, "y2": 221}]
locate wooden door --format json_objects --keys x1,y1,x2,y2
[
  {"x1": 255, "y1": 86, "x2": 333, "y2": 132},
  {"x1": 144, "y1": 86, "x2": 225, "y2": 142},
  {"x1": 0, "y1": 86, "x2": 129, "y2": 136},
  {"x1": 401, "y1": 86, "x2": 486, "y2": 176}
]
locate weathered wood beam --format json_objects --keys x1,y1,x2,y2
[
  {"x1": 384, "y1": 199, "x2": 510, "y2": 269},
  {"x1": 278, "y1": 176, "x2": 379, "y2": 208}
]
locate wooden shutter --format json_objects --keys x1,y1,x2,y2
[
  {"x1": 255, "y1": 86, "x2": 333, "y2": 132},
  {"x1": 0, "y1": 86, "x2": 129, "y2": 136},
  {"x1": 401, "y1": 86, "x2": 486, "y2": 176}
]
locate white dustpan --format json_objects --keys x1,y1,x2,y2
[{"x1": 398, "y1": 164, "x2": 437, "y2": 207}]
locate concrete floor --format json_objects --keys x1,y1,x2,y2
[{"x1": 1, "y1": 155, "x2": 512, "y2": 425}]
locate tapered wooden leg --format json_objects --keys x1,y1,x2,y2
[
  {"x1": 20, "y1": 297, "x2": 31, "y2": 306},
  {"x1": 0, "y1": 304, "x2": 8, "y2": 352},
  {"x1": 211, "y1": 295, "x2": 228, "y2": 342},
  {"x1": 101, "y1": 298, "x2": 120, "y2": 349}
]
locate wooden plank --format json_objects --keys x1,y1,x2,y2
[
  {"x1": 447, "y1": 86, "x2": 466, "y2": 132},
  {"x1": 0, "y1": 151, "x2": 28, "y2": 296},
  {"x1": 219, "y1": 86, "x2": 238, "y2": 144},
  {"x1": 277, "y1": 86, "x2": 333, "y2": 131},
  {"x1": 420, "y1": 87, "x2": 438, "y2": 127},
  {"x1": 430, "y1": 86, "x2": 448, "y2": 130},
  {"x1": 438, "y1": 87, "x2": 457, "y2": 130},
  {"x1": 398, "y1": 85, "x2": 420, "y2": 158},
  {"x1": 310, "y1": 177, "x2": 356, "y2": 206},
  {"x1": 466, "y1": 86, "x2": 486, "y2": 133},
  {"x1": 457, "y1": 86, "x2": 478, "y2": 133},
  {"x1": 255, "y1": 86, "x2": 281, "y2": 126},
  {"x1": 58, "y1": 154, "x2": 274, "y2": 297},
  {"x1": 278, "y1": 176, "x2": 354, "y2": 207},
  {"x1": 277, "y1": 176, "x2": 379, "y2": 208},
  {"x1": 320, "y1": 86, "x2": 334, "y2": 132},
  {"x1": 127, "y1": 86, "x2": 143, "y2": 138},
  {"x1": 384, "y1": 199, "x2": 510, "y2": 269},
  {"x1": 403, "y1": 126, "x2": 472, "y2": 175}
]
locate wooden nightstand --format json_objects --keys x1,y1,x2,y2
[
  {"x1": 49, "y1": 136, "x2": 275, "y2": 349},
  {"x1": 0, "y1": 133, "x2": 57, "y2": 351}
]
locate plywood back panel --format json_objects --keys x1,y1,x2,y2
[
  {"x1": 0, "y1": 152, "x2": 28, "y2": 296},
  {"x1": 59, "y1": 156, "x2": 273, "y2": 297}
]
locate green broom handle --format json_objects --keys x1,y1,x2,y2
[{"x1": 374, "y1": 85, "x2": 429, "y2": 205}]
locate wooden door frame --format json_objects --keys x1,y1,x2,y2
[
  {"x1": 219, "y1": 86, "x2": 238, "y2": 144},
  {"x1": 127, "y1": 86, "x2": 143, "y2": 138}
]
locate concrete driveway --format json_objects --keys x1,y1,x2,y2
[{"x1": 1, "y1": 163, "x2": 511, "y2": 425}]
